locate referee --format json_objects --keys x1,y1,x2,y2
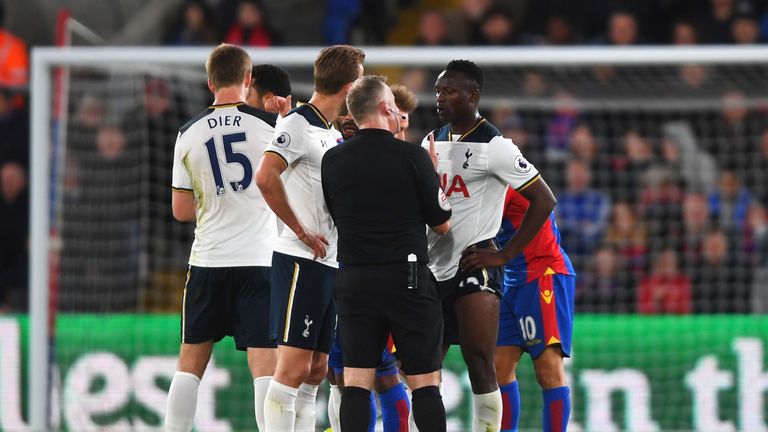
[{"x1": 321, "y1": 75, "x2": 452, "y2": 432}]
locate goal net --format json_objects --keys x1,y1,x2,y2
[{"x1": 15, "y1": 46, "x2": 768, "y2": 431}]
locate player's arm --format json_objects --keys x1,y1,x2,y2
[
  {"x1": 171, "y1": 190, "x2": 196, "y2": 222},
  {"x1": 255, "y1": 152, "x2": 329, "y2": 259},
  {"x1": 461, "y1": 178, "x2": 555, "y2": 271}
]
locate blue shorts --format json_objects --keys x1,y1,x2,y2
[
  {"x1": 329, "y1": 330, "x2": 399, "y2": 377},
  {"x1": 269, "y1": 252, "x2": 336, "y2": 353},
  {"x1": 181, "y1": 265, "x2": 274, "y2": 350},
  {"x1": 497, "y1": 273, "x2": 575, "y2": 359}
]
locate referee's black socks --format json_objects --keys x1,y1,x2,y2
[
  {"x1": 340, "y1": 386, "x2": 371, "y2": 431},
  {"x1": 412, "y1": 385, "x2": 447, "y2": 432}
]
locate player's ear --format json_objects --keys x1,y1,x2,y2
[
  {"x1": 341, "y1": 81, "x2": 355, "y2": 97},
  {"x1": 244, "y1": 71, "x2": 252, "y2": 89},
  {"x1": 207, "y1": 79, "x2": 215, "y2": 93},
  {"x1": 469, "y1": 88, "x2": 480, "y2": 106}
]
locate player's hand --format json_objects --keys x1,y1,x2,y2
[
  {"x1": 459, "y1": 247, "x2": 506, "y2": 272},
  {"x1": 265, "y1": 95, "x2": 293, "y2": 117},
  {"x1": 428, "y1": 132, "x2": 438, "y2": 170},
  {"x1": 297, "y1": 229, "x2": 329, "y2": 260}
]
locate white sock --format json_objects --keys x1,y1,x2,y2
[
  {"x1": 254, "y1": 376, "x2": 271, "y2": 431},
  {"x1": 328, "y1": 384, "x2": 342, "y2": 432},
  {"x1": 295, "y1": 383, "x2": 319, "y2": 432},
  {"x1": 472, "y1": 389, "x2": 502, "y2": 432},
  {"x1": 164, "y1": 371, "x2": 200, "y2": 432},
  {"x1": 264, "y1": 379, "x2": 299, "y2": 431}
]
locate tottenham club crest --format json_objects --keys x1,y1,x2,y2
[
  {"x1": 463, "y1": 149, "x2": 473, "y2": 169},
  {"x1": 514, "y1": 155, "x2": 532, "y2": 173},
  {"x1": 302, "y1": 315, "x2": 313, "y2": 338},
  {"x1": 273, "y1": 132, "x2": 291, "y2": 148}
]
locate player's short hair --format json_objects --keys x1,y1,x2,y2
[
  {"x1": 445, "y1": 59, "x2": 484, "y2": 91},
  {"x1": 251, "y1": 64, "x2": 291, "y2": 97},
  {"x1": 314, "y1": 45, "x2": 366, "y2": 95},
  {"x1": 390, "y1": 84, "x2": 418, "y2": 113},
  {"x1": 206, "y1": 44, "x2": 252, "y2": 90},
  {"x1": 346, "y1": 75, "x2": 388, "y2": 124}
]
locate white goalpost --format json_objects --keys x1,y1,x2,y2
[{"x1": 28, "y1": 45, "x2": 768, "y2": 431}]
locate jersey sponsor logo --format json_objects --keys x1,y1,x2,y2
[
  {"x1": 463, "y1": 149, "x2": 473, "y2": 169},
  {"x1": 274, "y1": 132, "x2": 291, "y2": 148},
  {"x1": 514, "y1": 155, "x2": 532, "y2": 173},
  {"x1": 438, "y1": 188, "x2": 451, "y2": 211},
  {"x1": 302, "y1": 315, "x2": 313, "y2": 338},
  {"x1": 541, "y1": 288, "x2": 554, "y2": 304},
  {"x1": 440, "y1": 173, "x2": 470, "y2": 198}
]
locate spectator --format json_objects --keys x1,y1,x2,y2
[
  {"x1": 603, "y1": 201, "x2": 647, "y2": 274},
  {"x1": 747, "y1": 204, "x2": 768, "y2": 312},
  {"x1": 638, "y1": 249, "x2": 692, "y2": 314},
  {"x1": 731, "y1": 10, "x2": 761, "y2": 44},
  {"x1": 639, "y1": 166, "x2": 684, "y2": 245},
  {"x1": 672, "y1": 20, "x2": 698, "y2": 45},
  {"x1": 0, "y1": 161, "x2": 27, "y2": 311},
  {"x1": 416, "y1": 10, "x2": 453, "y2": 46},
  {"x1": 472, "y1": 8, "x2": 518, "y2": 45},
  {"x1": 556, "y1": 159, "x2": 611, "y2": 257},
  {"x1": 661, "y1": 122, "x2": 717, "y2": 192},
  {"x1": 0, "y1": 88, "x2": 27, "y2": 167},
  {"x1": 577, "y1": 246, "x2": 633, "y2": 313},
  {"x1": 224, "y1": 0, "x2": 280, "y2": 47},
  {"x1": 521, "y1": 70, "x2": 549, "y2": 98},
  {"x1": 0, "y1": 1, "x2": 28, "y2": 88},
  {"x1": 543, "y1": 15, "x2": 577, "y2": 45},
  {"x1": 569, "y1": 123, "x2": 610, "y2": 186},
  {"x1": 692, "y1": 228, "x2": 751, "y2": 313},
  {"x1": 708, "y1": 169, "x2": 752, "y2": 232},
  {"x1": 746, "y1": 128, "x2": 768, "y2": 201},
  {"x1": 697, "y1": 0, "x2": 738, "y2": 43},
  {"x1": 608, "y1": 11, "x2": 641, "y2": 45},
  {"x1": 545, "y1": 90, "x2": 578, "y2": 166},
  {"x1": 680, "y1": 192, "x2": 711, "y2": 268},
  {"x1": 701, "y1": 90, "x2": 761, "y2": 171},
  {"x1": 166, "y1": 0, "x2": 219, "y2": 45},
  {"x1": 324, "y1": 0, "x2": 360, "y2": 44},
  {"x1": 122, "y1": 78, "x2": 192, "y2": 308},
  {"x1": 611, "y1": 129, "x2": 654, "y2": 203}
]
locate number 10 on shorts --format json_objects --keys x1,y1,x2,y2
[{"x1": 518, "y1": 316, "x2": 537, "y2": 341}]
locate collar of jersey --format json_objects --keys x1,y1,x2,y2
[
  {"x1": 452, "y1": 117, "x2": 487, "y2": 142},
  {"x1": 304, "y1": 103, "x2": 332, "y2": 129},
  {"x1": 208, "y1": 102, "x2": 245, "y2": 108}
]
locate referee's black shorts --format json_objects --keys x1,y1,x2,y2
[{"x1": 335, "y1": 262, "x2": 443, "y2": 376}]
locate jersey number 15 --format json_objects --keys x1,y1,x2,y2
[{"x1": 203, "y1": 132, "x2": 252, "y2": 196}]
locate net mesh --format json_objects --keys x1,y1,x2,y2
[{"x1": 42, "y1": 54, "x2": 768, "y2": 431}]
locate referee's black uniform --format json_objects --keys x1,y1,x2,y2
[{"x1": 321, "y1": 128, "x2": 451, "y2": 377}]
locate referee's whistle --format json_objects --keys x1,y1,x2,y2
[{"x1": 407, "y1": 253, "x2": 418, "y2": 290}]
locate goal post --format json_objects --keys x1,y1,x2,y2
[{"x1": 28, "y1": 45, "x2": 768, "y2": 431}]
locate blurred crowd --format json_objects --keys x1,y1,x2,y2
[
  {"x1": 2, "y1": 0, "x2": 768, "y2": 315},
  {"x1": 164, "y1": 0, "x2": 768, "y2": 47}
]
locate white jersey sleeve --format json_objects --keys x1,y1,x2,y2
[
  {"x1": 171, "y1": 132, "x2": 192, "y2": 191},
  {"x1": 264, "y1": 114, "x2": 308, "y2": 166},
  {"x1": 487, "y1": 136, "x2": 540, "y2": 190}
]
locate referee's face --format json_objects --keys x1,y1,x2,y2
[{"x1": 435, "y1": 70, "x2": 478, "y2": 124}]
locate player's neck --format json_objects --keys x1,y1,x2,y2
[
  {"x1": 450, "y1": 112, "x2": 482, "y2": 136},
  {"x1": 308, "y1": 93, "x2": 344, "y2": 126},
  {"x1": 212, "y1": 87, "x2": 246, "y2": 106}
]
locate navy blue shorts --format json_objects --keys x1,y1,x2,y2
[
  {"x1": 181, "y1": 265, "x2": 274, "y2": 350},
  {"x1": 438, "y1": 264, "x2": 502, "y2": 346},
  {"x1": 270, "y1": 252, "x2": 336, "y2": 353}
]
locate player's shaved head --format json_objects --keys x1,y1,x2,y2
[
  {"x1": 347, "y1": 75, "x2": 389, "y2": 124},
  {"x1": 206, "y1": 43, "x2": 252, "y2": 90},
  {"x1": 314, "y1": 45, "x2": 366, "y2": 95}
]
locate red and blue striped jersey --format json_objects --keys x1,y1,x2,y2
[{"x1": 494, "y1": 187, "x2": 575, "y2": 285}]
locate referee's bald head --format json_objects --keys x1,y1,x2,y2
[{"x1": 346, "y1": 75, "x2": 390, "y2": 125}]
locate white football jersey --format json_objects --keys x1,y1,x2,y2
[
  {"x1": 421, "y1": 118, "x2": 540, "y2": 281},
  {"x1": 263, "y1": 103, "x2": 341, "y2": 268},
  {"x1": 172, "y1": 103, "x2": 278, "y2": 267}
]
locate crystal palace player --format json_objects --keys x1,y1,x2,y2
[
  {"x1": 165, "y1": 44, "x2": 279, "y2": 432},
  {"x1": 486, "y1": 187, "x2": 575, "y2": 432},
  {"x1": 424, "y1": 59, "x2": 558, "y2": 431}
]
